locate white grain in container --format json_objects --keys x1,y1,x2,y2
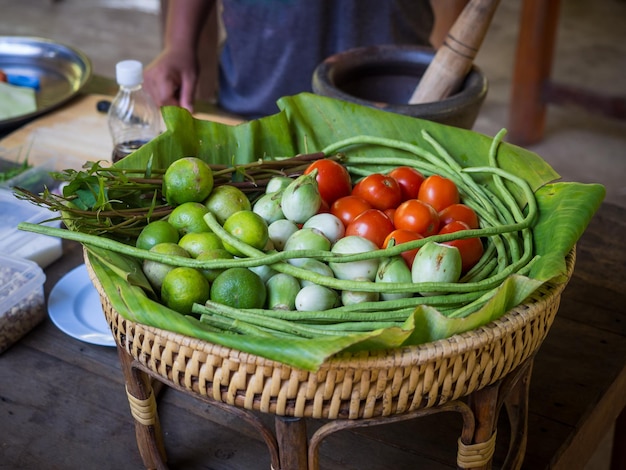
[{"x1": 0, "y1": 254, "x2": 46, "y2": 353}]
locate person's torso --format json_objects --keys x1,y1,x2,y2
[{"x1": 218, "y1": 0, "x2": 434, "y2": 117}]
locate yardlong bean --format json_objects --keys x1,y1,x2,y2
[
  {"x1": 345, "y1": 147, "x2": 520, "y2": 266},
  {"x1": 19, "y1": 129, "x2": 542, "y2": 339},
  {"x1": 200, "y1": 291, "x2": 485, "y2": 326},
  {"x1": 203, "y1": 212, "x2": 531, "y2": 295}
]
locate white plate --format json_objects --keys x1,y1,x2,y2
[{"x1": 48, "y1": 264, "x2": 115, "y2": 347}]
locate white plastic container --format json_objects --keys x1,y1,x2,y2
[
  {"x1": 0, "y1": 188, "x2": 63, "y2": 268},
  {"x1": 0, "y1": 254, "x2": 46, "y2": 354}
]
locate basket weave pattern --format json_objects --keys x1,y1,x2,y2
[{"x1": 90, "y1": 250, "x2": 574, "y2": 421}]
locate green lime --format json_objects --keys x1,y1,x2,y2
[
  {"x1": 210, "y1": 267, "x2": 267, "y2": 309},
  {"x1": 161, "y1": 267, "x2": 210, "y2": 315},
  {"x1": 142, "y1": 242, "x2": 190, "y2": 291},
  {"x1": 136, "y1": 220, "x2": 179, "y2": 251},
  {"x1": 168, "y1": 202, "x2": 211, "y2": 235},
  {"x1": 204, "y1": 184, "x2": 251, "y2": 225},
  {"x1": 178, "y1": 231, "x2": 224, "y2": 258},
  {"x1": 163, "y1": 157, "x2": 214, "y2": 205},
  {"x1": 222, "y1": 210, "x2": 269, "y2": 257},
  {"x1": 196, "y1": 248, "x2": 234, "y2": 282}
]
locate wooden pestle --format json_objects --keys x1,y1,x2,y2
[{"x1": 409, "y1": 0, "x2": 500, "y2": 104}]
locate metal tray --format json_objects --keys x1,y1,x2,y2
[{"x1": 0, "y1": 36, "x2": 92, "y2": 134}]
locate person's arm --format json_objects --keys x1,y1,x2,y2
[
  {"x1": 144, "y1": 0, "x2": 216, "y2": 112},
  {"x1": 429, "y1": 0, "x2": 469, "y2": 49}
]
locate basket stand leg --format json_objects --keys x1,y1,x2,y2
[
  {"x1": 275, "y1": 417, "x2": 308, "y2": 470},
  {"x1": 463, "y1": 383, "x2": 500, "y2": 470},
  {"x1": 502, "y1": 360, "x2": 533, "y2": 469},
  {"x1": 461, "y1": 358, "x2": 534, "y2": 470},
  {"x1": 117, "y1": 347, "x2": 168, "y2": 470}
]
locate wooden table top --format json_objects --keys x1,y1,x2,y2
[{"x1": 0, "y1": 83, "x2": 624, "y2": 469}]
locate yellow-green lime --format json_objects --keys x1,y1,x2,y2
[
  {"x1": 163, "y1": 157, "x2": 214, "y2": 205},
  {"x1": 196, "y1": 248, "x2": 234, "y2": 282},
  {"x1": 204, "y1": 184, "x2": 251, "y2": 225},
  {"x1": 161, "y1": 267, "x2": 210, "y2": 315},
  {"x1": 178, "y1": 231, "x2": 223, "y2": 258},
  {"x1": 142, "y1": 242, "x2": 190, "y2": 291},
  {"x1": 168, "y1": 201, "x2": 211, "y2": 235},
  {"x1": 222, "y1": 210, "x2": 269, "y2": 257},
  {"x1": 136, "y1": 220, "x2": 179, "y2": 251},
  {"x1": 210, "y1": 267, "x2": 267, "y2": 309}
]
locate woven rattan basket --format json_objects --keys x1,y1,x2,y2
[{"x1": 86, "y1": 248, "x2": 575, "y2": 421}]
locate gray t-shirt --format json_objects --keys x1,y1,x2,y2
[{"x1": 218, "y1": 0, "x2": 434, "y2": 117}]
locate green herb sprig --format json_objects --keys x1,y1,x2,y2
[{"x1": 14, "y1": 152, "x2": 335, "y2": 238}]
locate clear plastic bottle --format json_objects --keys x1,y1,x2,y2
[{"x1": 107, "y1": 60, "x2": 161, "y2": 162}]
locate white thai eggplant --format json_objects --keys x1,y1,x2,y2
[
  {"x1": 302, "y1": 213, "x2": 345, "y2": 244},
  {"x1": 375, "y1": 256, "x2": 413, "y2": 301},
  {"x1": 296, "y1": 258, "x2": 336, "y2": 287},
  {"x1": 267, "y1": 218, "x2": 299, "y2": 251},
  {"x1": 411, "y1": 241, "x2": 462, "y2": 296},
  {"x1": 283, "y1": 227, "x2": 331, "y2": 266},
  {"x1": 248, "y1": 264, "x2": 278, "y2": 284},
  {"x1": 280, "y1": 171, "x2": 322, "y2": 223},
  {"x1": 266, "y1": 273, "x2": 300, "y2": 310},
  {"x1": 295, "y1": 284, "x2": 339, "y2": 311},
  {"x1": 341, "y1": 277, "x2": 380, "y2": 305},
  {"x1": 253, "y1": 191, "x2": 284, "y2": 223},
  {"x1": 329, "y1": 235, "x2": 379, "y2": 281},
  {"x1": 265, "y1": 176, "x2": 293, "y2": 194}
]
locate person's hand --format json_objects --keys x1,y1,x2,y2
[{"x1": 144, "y1": 47, "x2": 199, "y2": 113}]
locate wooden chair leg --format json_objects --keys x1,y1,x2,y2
[
  {"x1": 117, "y1": 347, "x2": 168, "y2": 470},
  {"x1": 508, "y1": 0, "x2": 562, "y2": 146}
]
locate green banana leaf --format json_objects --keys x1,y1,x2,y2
[{"x1": 89, "y1": 92, "x2": 604, "y2": 371}]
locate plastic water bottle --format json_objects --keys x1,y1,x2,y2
[{"x1": 107, "y1": 60, "x2": 161, "y2": 162}]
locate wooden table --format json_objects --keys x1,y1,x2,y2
[
  {"x1": 1, "y1": 89, "x2": 625, "y2": 469},
  {"x1": 0, "y1": 199, "x2": 623, "y2": 469}
]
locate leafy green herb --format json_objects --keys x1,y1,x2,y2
[{"x1": 15, "y1": 153, "x2": 336, "y2": 238}]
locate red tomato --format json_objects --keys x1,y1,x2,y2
[
  {"x1": 352, "y1": 173, "x2": 402, "y2": 211},
  {"x1": 439, "y1": 220, "x2": 484, "y2": 272},
  {"x1": 384, "y1": 207, "x2": 396, "y2": 222},
  {"x1": 304, "y1": 159, "x2": 352, "y2": 205},
  {"x1": 317, "y1": 198, "x2": 330, "y2": 214},
  {"x1": 393, "y1": 199, "x2": 440, "y2": 237},
  {"x1": 383, "y1": 229, "x2": 424, "y2": 268},
  {"x1": 389, "y1": 166, "x2": 425, "y2": 201},
  {"x1": 418, "y1": 175, "x2": 460, "y2": 212},
  {"x1": 345, "y1": 209, "x2": 395, "y2": 248},
  {"x1": 438, "y1": 203, "x2": 479, "y2": 229},
  {"x1": 330, "y1": 195, "x2": 373, "y2": 227}
]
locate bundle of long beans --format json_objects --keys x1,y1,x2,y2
[{"x1": 191, "y1": 129, "x2": 537, "y2": 334}]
